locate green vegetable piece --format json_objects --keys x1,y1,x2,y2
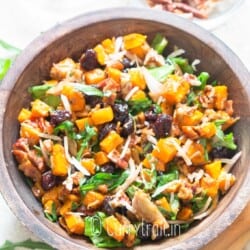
[
  {"x1": 44, "y1": 202, "x2": 58, "y2": 222},
  {"x1": 157, "y1": 168, "x2": 179, "y2": 187},
  {"x1": 170, "y1": 57, "x2": 193, "y2": 74},
  {"x1": 142, "y1": 169, "x2": 157, "y2": 191},
  {"x1": 74, "y1": 83, "x2": 104, "y2": 97},
  {"x1": 169, "y1": 194, "x2": 180, "y2": 220},
  {"x1": 80, "y1": 171, "x2": 129, "y2": 193},
  {"x1": 84, "y1": 212, "x2": 124, "y2": 248},
  {"x1": 76, "y1": 123, "x2": 97, "y2": 159},
  {"x1": 128, "y1": 98, "x2": 152, "y2": 115},
  {"x1": 212, "y1": 122, "x2": 237, "y2": 150},
  {"x1": 54, "y1": 120, "x2": 75, "y2": 138},
  {"x1": 196, "y1": 72, "x2": 210, "y2": 90},
  {"x1": 148, "y1": 63, "x2": 175, "y2": 82},
  {"x1": 28, "y1": 85, "x2": 60, "y2": 108},
  {"x1": 199, "y1": 138, "x2": 209, "y2": 162},
  {"x1": 191, "y1": 193, "x2": 209, "y2": 213},
  {"x1": 151, "y1": 33, "x2": 168, "y2": 54},
  {"x1": 0, "y1": 239, "x2": 54, "y2": 250}
]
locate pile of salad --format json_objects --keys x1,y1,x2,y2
[{"x1": 12, "y1": 32, "x2": 241, "y2": 248}]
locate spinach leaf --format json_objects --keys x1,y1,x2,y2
[
  {"x1": 0, "y1": 239, "x2": 54, "y2": 250},
  {"x1": 169, "y1": 194, "x2": 180, "y2": 220},
  {"x1": 74, "y1": 83, "x2": 104, "y2": 97},
  {"x1": 142, "y1": 169, "x2": 157, "y2": 191},
  {"x1": 80, "y1": 171, "x2": 129, "y2": 193},
  {"x1": 191, "y1": 193, "x2": 209, "y2": 213},
  {"x1": 199, "y1": 138, "x2": 209, "y2": 162},
  {"x1": 54, "y1": 120, "x2": 75, "y2": 138},
  {"x1": 151, "y1": 33, "x2": 168, "y2": 54},
  {"x1": 76, "y1": 123, "x2": 97, "y2": 159},
  {"x1": 157, "y1": 168, "x2": 179, "y2": 187},
  {"x1": 128, "y1": 98, "x2": 152, "y2": 115},
  {"x1": 170, "y1": 57, "x2": 193, "y2": 74},
  {"x1": 84, "y1": 212, "x2": 124, "y2": 248},
  {"x1": 148, "y1": 62, "x2": 175, "y2": 82}
]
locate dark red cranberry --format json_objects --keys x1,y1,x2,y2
[
  {"x1": 80, "y1": 49, "x2": 99, "y2": 71},
  {"x1": 41, "y1": 171, "x2": 56, "y2": 190},
  {"x1": 50, "y1": 110, "x2": 71, "y2": 126}
]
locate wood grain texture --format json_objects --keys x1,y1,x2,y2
[{"x1": 0, "y1": 7, "x2": 250, "y2": 250}]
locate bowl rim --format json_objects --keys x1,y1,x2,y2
[{"x1": 0, "y1": 6, "x2": 250, "y2": 250}]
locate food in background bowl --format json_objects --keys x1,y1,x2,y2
[{"x1": 12, "y1": 32, "x2": 241, "y2": 248}]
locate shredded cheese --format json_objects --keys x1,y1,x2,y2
[
  {"x1": 223, "y1": 151, "x2": 242, "y2": 172},
  {"x1": 167, "y1": 49, "x2": 185, "y2": 58},
  {"x1": 60, "y1": 94, "x2": 72, "y2": 114},
  {"x1": 124, "y1": 86, "x2": 139, "y2": 101},
  {"x1": 120, "y1": 136, "x2": 131, "y2": 159},
  {"x1": 152, "y1": 180, "x2": 181, "y2": 198}
]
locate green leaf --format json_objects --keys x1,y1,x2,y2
[
  {"x1": 0, "y1": 239, "x2": 54, "y2": 250},
  {"x1": 212, "y1": 123, "x2": 237, "y2": 150},
  {"x1": 148, "y1": 62, "x2": 175, "y2": 82},
  {"x1": 169, "y1": 194, "x2": 180, "y2": 220},
  {"x1": 199, "y1": 138, "x2": 209, "y2": 162},
  {"x1": 73, "y1": 83, "x2": 104, "y2": 97},
  {"x1": 196, "y1": 72, "x2": 210, "y2": 90},
  {"x1": 151, "y1": 33, "x2": 168, "y2": 54},
  {"x1": 54, "y1": 120, "x2": 75, "y2": 138},
  {"x1": 76, "y1": 123, "x2": 97, "y2": 159},
  {"x1": 170, "y1": 57, "x2": 193, "y2": 74},
  {"x1": 44, "y1": 202, "x2": 57, "y2": 222},
  {"x1": 142, "y1": 168, "x2": 157, "y2": 191},
  {"x1": 128, "y1": 98, "x2": 152, "y2": 115},
  {"x1": 84, "y1": 212, "x2": 125, "y2": 248},
  {"x1": 191, "y1": 193, "x2": 209, "y2": 213},
  {"x1": 80, "y1": 171, "x2": 129, "y2": 193},
  {"x1": 157, "y1": 168, "x2": 179, "y2": 187}
]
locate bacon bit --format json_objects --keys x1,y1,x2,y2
[{"x1": 28, "y1": 150, "x2": 46, "y2": 172}]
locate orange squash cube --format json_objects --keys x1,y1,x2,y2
[
  {"x1": 103, "y1": 216, "x2": 125, "y2": 242},
  {"x1": 155, "y1": 197, "x2": 171, "y2": 212},
  {"x1": 94, "y1": 151, "x2": 109, "y2": 165},
  {"x1": 152, "y1": 137, "x2": 178, "y2": 164},
  {"x1": 200, "y1": 176, "x2": 219, "y2": 198},
  {"x1": 31, "y1": 99, "x2": 51, "y2": 117},
  {"x1": 123, "y1": 33, "x2": 147, "y2": 50},
  {"x1": 177, "y1": 207, "x2": 193, "y2": 221},
  {"x1": 91, "y1": 106, "x2": 114, "y2": 125},
  {"x1": 129, "y1": 68, "x2": 146, "y2": 90},
  {"x1": 85, "y1": 68, "x2": 106, "y2": 84},
  {"x1": 214, "y1": 86, "x2": 228, "y2": 110},
  {"x1": 51, "y1": 144, "x2": 69, "y2": 176},
  {"x1": 100, "y1": 131, "x2": 124, "y2": 153},
  {"x1": 20, "y1": 124, "x2": 40, "y2": 145},
  {"x1": 187, "y1": 142, "x2": 206, "y2": 166},
  {"x1": 64, "y1": 213, "x2": 85, "y2": 235},
  {"x1": 75, "y1": 117, "x2": 93, "y2": 131},
  {"x1": 204, "y1": 161, "x2": 222, "y2": 179},
  {"x1": 81, "y1": 158, "x2": 96, "y2": 175},
  {"x1": 18, "y1": 108, "x2": 32, "y2": 122},
  {"x1": 106, "y1": 67, "x2": 122, "y2": 83},
  {"x1": 83, "y1": 191, "x2": 105, "y2": 210},
  {"x1": 197, "y1": 122, "x2": 217, "y2": 139}
]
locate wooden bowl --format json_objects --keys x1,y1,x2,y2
[{"x1": 0, "y1": 7, "x2": 249, "y2": 250}]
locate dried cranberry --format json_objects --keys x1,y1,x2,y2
[
  {"x1": 210, "y1": 147, "x2": 236, "y2": 159},
  {"x1": 121, "y1": 116, "x2": 134, "y2": 137},
  {"x1": 99, "y1": 123, "x2": 116, "y2": 141},
  {"x1": 50, "y1": 110, "x2": 71, "y2": 126},
  {"x1": 100, "y1": 163, "x2": 116, "y2": 174},
  {"x1": 145, "y1": 110, "x2": 158, "y2": 121},
  {"x1": 80, "y1": 49, "x2": 99, "y2": 71},
  {"x1": 85, "y1": 95, "x2": 102, "y2": 108},
  {"x1": 113, "y1": 103, "x2": 129, "y2": 123},
  {"x1": 41, "y1": 171, "x2": 56, "y2": 191},
  {"x1": 152, "y1": 114, "x2": 172, "y2": 139},
  {"x1": 102, "y1": 196, "x2": 115, "y2": 216}
]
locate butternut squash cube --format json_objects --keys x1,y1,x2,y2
[
  {"x1": 75, "y1": 117, "x2": 93, "y2": 131},
  {"x1": 93, "y1": 44, "x2": 106, "y2": 65},
  {"x1": 103, "y1": 216, "x2": 125, "y2": 242},
  {"x1": 83, "y1": 191, "x2": 105, "y2": 210},
  {"x1": 131, "y1": 90, "x2": 146, "y2": 101},
  {"x1": 64, "y1": 213, "x2": 85, "y2": 235},
  {"x1": 51, "y1": 144, "x2": 69, "y2": 176},
  {"x1": 101, "y1": 38, "x2": 115, "y2": 54},
  {"x1": 18, "y1": 108, "x2": 32, "y2": 122},
  {"x1": 20, "y1": 124, "x2": 40, "y2": 145},
  {"x1": 163, "y1": 75, "x2": 190, "y2": 105},
  {"x1": 94, "y1": 151, "x2": 109, "y2": 165},
  {"x1": 91, "y1": 106, "x2": 114, "y2": 125},
  {"x1": 155, "y1": 197, "x2": 171, "y2": 212},
  {"x1": 81, "y1": 158, "x2": 96, "y2": 175},
  {"x1": 123, "y1": 33, "x2": 147, "y2": 50},
  {"x1": 214, "y1": 86, "x2": 228, "y2": 110},
  {"x1": 197, "y1": 122, "x2": 217, "y2": 139},
  {"x1": 100, "y1": 131, "x2": 124, "y2": 153},
  {"x1": 200, "y1": 176, "x2": 219, "y2": 198},
  {"x1": 204, "y1": 161, "x2": 222, "y2": 179},
  {"x1": 186, "y1": 142, "x2": 206, "y2": 166},
  {"x1": 106, "y1": 67, "x2": 122, "y2": 84},
  {"x1": 129, "y1": 68, "x2": 146, "y2": 90},
  {"x1": 85, "y1": 68, "x2": 106, "y2": 85},
  {"x1": 177, "y1": 207, "x2": 193, "y2": 221},
  {"x1": 31, "y1": 99, "x2": 51, "y2": 117},
  {"x1": 152, "y1": 137, "x2": 178, "y2": 164}
]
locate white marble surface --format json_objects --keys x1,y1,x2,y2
[{"x1": 0, "y1": 0, "x2": 249, "y2": 248}]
